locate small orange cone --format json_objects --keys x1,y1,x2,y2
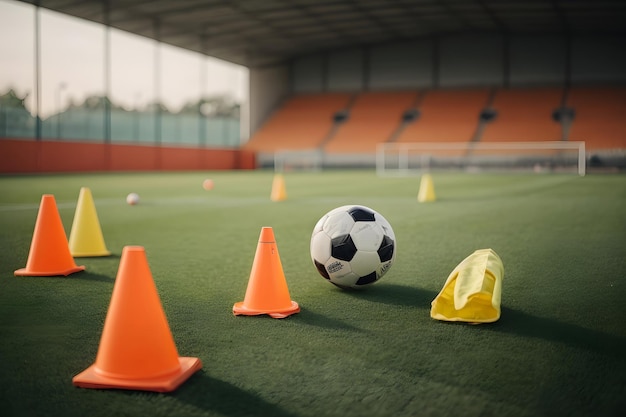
[
  {"x1": 270, "y1": 173, "x2": 287, "y2": 201},
  {"x1": 69, "y1": 187, "x2": 111, "y2": 257},
  {"x1": 15, "y1": 194, "x2": 85, "y2": 277},
  {"x1": 72, "y1": 246, "x2": 202, "y2": 392},
  {"x1": 417, "y1": 173, "x2": 436, "y2": 203},
  {"x1": 233, "y1": 227, "x2": 300, "y2": 318}
]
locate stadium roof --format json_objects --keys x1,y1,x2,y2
[{"x1": 21, "y1": 0, "x2": 626, "y2": 68}]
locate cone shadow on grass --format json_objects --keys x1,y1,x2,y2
[
  {"x1": 176, "y1": 373, "x2": 297, "y2": 417},
  {"x1": 488, "y1": 307, "x2": 626, "y2": 357},
  {"x1": 21, "y1": 271, "x2": 113, "y2": 285},
  {"x1": 70, "y1": 271, "x2": 116, "y2": 283},
  {"x1": 346, "y1": 284, "x2": 625, "y2": 357},
  {"x1": 341, "y1": 283, "x2": 438, "y2": 308},
  {"x1": 295, "y1": 307, "x2": 363, "y2": 332},
  {"x1": 426, "y1": 302, "x2": 626, "y2": 357},
  {"x1": 75, "y1": 253, "x2": 121, "y2": 260}
]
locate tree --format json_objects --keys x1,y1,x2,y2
[
  {"x1": 179, "y1": 95, "x2": 240, "y2": 117},
  {"x1": 0, "y1": 89, "x2": 33, "y2": 137},
  {"x1": 0, "y1": 89, "x2": 29, "y2": 110}
]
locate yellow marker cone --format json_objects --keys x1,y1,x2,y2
[
  {"x1": 69, "y1": 187, "x2": 111, "y2": 257},
  {"x1": 430, "y1": 249, "x2": 504, "y2": 323},
  {"x1": 270, "y1": 174, "x2": 287, "y2": 202},
  {"x1": 417, "y1": 173, "x2": 436, "y2": 203}
]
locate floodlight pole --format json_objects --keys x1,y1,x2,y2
[
  {"x1": 103, "y1": 0, "x2": 112, "y2": 170},
  {"x1": 153, "y1": 18, "x2": 162, "y2": 170},
  {"x1": 56, "y1": 82, "x2": 66, "y2": 139},
  {"x1": 34, "y1": 1, "x2": 42, "y2": 143}
]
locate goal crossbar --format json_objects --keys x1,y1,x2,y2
[{"x1": 376, "y1": 141, "x2": 586, "y2": 176}]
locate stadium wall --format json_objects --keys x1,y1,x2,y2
[
  {"x1": 0, "y1": 139, "x2": 256, "y2": 173},
  {"x1": 369, "y1": 40, "x2": 434, "y2": 89},
  {"x1": 246, "y1": 33, "x2": 625, "y2": 169},
  {"x1": 249, "y1": 64, "x2": 290, "y2": 135}
]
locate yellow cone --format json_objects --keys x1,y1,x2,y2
[
  {"x1": 69, "y1": 187, "x2": 111, "y2": 257},
  {"x1": 430, "y1": 249, "x2": 504, "y2": 323},
  {"x1": 270, "y1": 174, "x2": 287, "y2": 202},
  {"x1": 417, "y1": 173, "x2": 436, "y2": 203}
]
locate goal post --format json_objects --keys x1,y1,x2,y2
[{"x1": 376, "y1": 141, "x2": 586, "y2": 177}]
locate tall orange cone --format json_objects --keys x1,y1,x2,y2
[
  {"x1": 72, "y1": 246, "x2": 202, "y2": 392},
  {"x1": 233, "y1": 227, "x2": 299, "y2": 318},
  {"x1": 417, "y1": 173, "x2": 436, "y2": 203},
  {"x1": 15, "y1": 194, "x2": 85, "y2": 277},
  {"x1": 69, "y1": 187, "x2": 111, "y2": 257},
  {"x1": 270, "y1": 173, "x2": 287, "y2": 201}
]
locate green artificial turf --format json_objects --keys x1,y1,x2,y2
[{"x1": 0, "y1": 170, "x2": 625, "y2": 417}]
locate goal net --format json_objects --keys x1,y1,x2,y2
[
  {"x1": 274, "y1": 149, "x2": 324, "y2": 173},
  {"x1": 376, "y1": 141, "x2": 586, "y2": 177}
]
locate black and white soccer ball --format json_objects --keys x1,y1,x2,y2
[{"x1": 310, "y1": 205, "x2": 396, "y2": 289}]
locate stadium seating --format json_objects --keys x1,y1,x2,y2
[
  {"x1": 244, "y1": 87, "x2": 626, "y2": 157},
  {"x1": 480, "y1": 87, "x2": 564, "y2": 142},
  {"x1": 566, "y1": 87, "x2": 626, "y2": 151},
  {"x1": 323, "y1": 91, "x2": 419, "y2": 153},
  {"x1": 395, "y1": 88, "x2": 491, "y2": 143},
  {"x1": 243, "y1": 93, "x2": 352, "y2": 152}
]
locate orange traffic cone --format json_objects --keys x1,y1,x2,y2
[
  {"x1": 15, "y1": 194, "x2": 85, "y2": 277},
  {"x1": 233, "y1": 227, "x2": 300, "y2": 318},
  {"x1": 72, "y1": 246, "x2": 202, "y2": 392},
  {"x1": 69, "y1": 187, "x2": 111, "y2": 257},
  {"x1": 270, "y1": 174, "x2": 287, "y2": 201}
]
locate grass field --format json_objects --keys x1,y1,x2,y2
[{"x1": 0, "y1": 170, "x2": 625, "y2": 417}]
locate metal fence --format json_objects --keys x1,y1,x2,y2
[{"x1": 0, "y1": 105, "x2": 240, "y2": 147}]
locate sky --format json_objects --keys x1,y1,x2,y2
[{"x1": 0, "y1": 0, "x2": 249, "y2": 118}]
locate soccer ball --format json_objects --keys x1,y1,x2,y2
[
  {"x1": 310, "y1": 205, "x2": 396, "y2": 289},
  {"x1": 202, "y1": 179, "x2": 214, "y2": 190},
  {"x1": 126, "y1": 192, "x2": 140, "y2": 205}
]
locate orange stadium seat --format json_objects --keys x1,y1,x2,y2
[
  {"x1": 480, "y1": 87, "x2": 563, "y2": 142},
  {"x1": 323, "y1": 91, "x2": 419, "y2": 154},
  {"x1": 396, "y1": 88, "x2": 490, "y2": 143},
  {"x1": 243, "y1": 93, "x2": 352, "y2": 152},
  {"x1": 566, "y1": 87, "x2": 626, "y2": 151}
]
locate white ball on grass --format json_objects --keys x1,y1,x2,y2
[{"x1": 126, "y1": 192, "x2": 140, "y2": 205}]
